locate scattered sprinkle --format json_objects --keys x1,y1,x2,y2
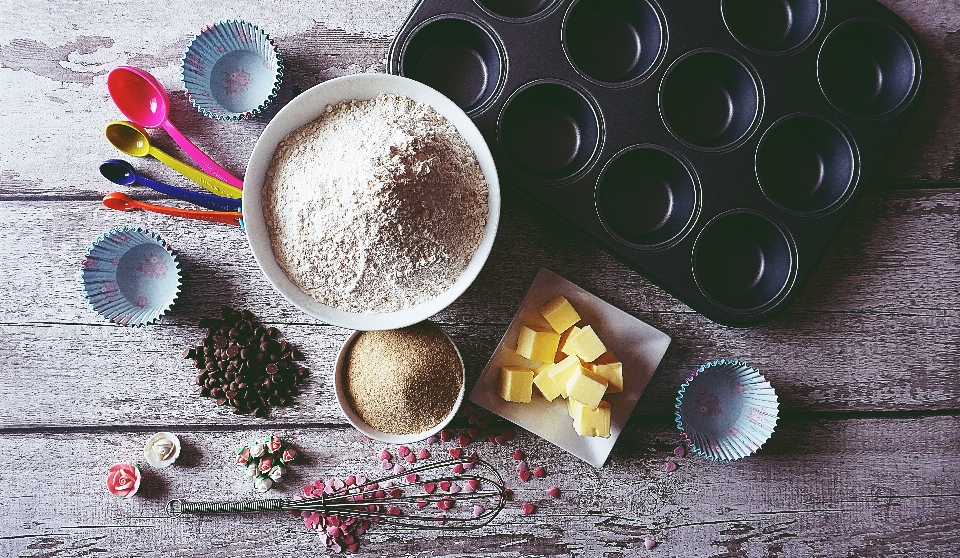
[
  {"x1": 393, "y1": 464, "x2": 406, "y2": 475},
  {"x1": 440, "y1": 430, "x2": 451, "y2": 442},
  {"x1": 458, "y1": 434, "x2": 471, "y2": 447},
  {"x1": 397, "y1": 445, "x2": 410, "y2": 458},
  {"x1": 405, "y1": 453, "x2": 416, "y2": 464},
  {"x1": 423, "y1": 483, "x2": 436, "y2": 494},
  {"x1": 674, "y1": 445, "x2": 685, "y2": 458},
  {"x1": 547, "y1": 487, "x2": 560, "y2": 498},
  {"x1": 522, "y1": 502, "x2": 535, "y2": 514},
  {"x1": 405, "y1": 473, "x2": 418, "y2": 483},
  {"x1": 533, "y1": 466, "x2": 546, "y2": 478},
  {"x1": 513, "y1": 449, "x2": 525, "y2": 460},
  {"x1": 645, "y1": 537, "x2": 657, "y2": 550},
  {"x1": 449, "y1": 448, "x2": 462, "y2": 459},
  {"x1": 473, "y1": 505, "x2": 484, "y2": 517},
  {"x1": 380, "y1": 460, "x2": 391, "y2": 470},
  {"x1": 665, "y1": 460, "x2": 677, "y2": 472},
  {"x1": 517, "y1": 461, "x2": 529, "y2": 473},
  {"x1": 418, "y1": 448, "x2": 430, "y2": 459},
  {"x1": 519, "y1": 471, "x2": 532, "y2": 482},
  {"x1": 378, "y1": 450, "x2": 391, "y2": 461},
  {"x1": 439, "y1": 480, "x2": 452, "y2": 492},
  {"x1": 452, "y1": 463, "x2": 465, "y2": 474},
  {"x1": 426, "y1": 435, "x2": 440, "y2": 444}
]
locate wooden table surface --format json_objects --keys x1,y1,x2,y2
[{"x1": 3, "y1": 1, "x2": 959, "y2": 556}]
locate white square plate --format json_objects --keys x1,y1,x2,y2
[{"x1": 469, "y1": 268, "x2": 671, "y2": 467}]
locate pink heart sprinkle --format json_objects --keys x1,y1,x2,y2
[
  {"x1": 405, "y1": 453, "x2": 416, "y2": 464},
  {"x1": 418, "y1": 449, "x2": 430, "y2": 459},
  {"x1": 393, "y1": 464, "x2": 406, "y2": 475},
  {"x1": 547, "y1": 486, "x2": 560, "y2": 498},
  {"x1": 522, "y1": 502, "x2": 535, "y2": 515},
  {"x1": 452, "y1": 463, "x2": 465, "y2": 474},
  {"x1": 462, "y1": 483, "x2": 476, "y2": 494},
  {"x1": 388, "y1": 507, "x2": 401, "y2": 516},
  {"x1": 519, "y1": 471, "x2": 532, "y2": 482},
  {"x1": 517, "y1": 461, "x2": 529, "y2": 472},
  {"x1": 347, "y1": 543, "x2": 359, "y2": 552},
  {"x1": 495, "y1": 435, "x2": 506, "y2": 445},
  {"x1": 381, "y1": 460, "x2": 391, "y2": 470},
  {"x1": 504, "y1": 430, "x2": 515, "y2": 441},
  {"x1": 449, "y1": 448, "x2": 462, "y2": 459},
  {"x1": 488, "y1": 435, "x2": 498, "y2": 444},
  {"x1": 440, "y1": 430, "x2": 451, "y2": 442},
  {"x1": 314, "y1": 479, "x2": 325, "y2": 488},
  {"x1": 674, "y1": 445, "x2": 686, "y2": 458},
  {"x1": 463, "y1": 462, "x2": 474, "y2": 470},
  {"x1": 304, "y1": 485, "x2": 315, "y2": 496},
  {"x1": 423, "y1": 483, "x2": 436, "y2": 494},
  {"x1": 379, "y1": 450, "x2": 391, "y2": 461},
  {"x1": 389, "y1": 488, "x2": 403, "y2": 498},
  {"x1": 467, "y1": 428, "x2": 479, "y2": 439},
  {"x1": 397, "y1": 445, "x2": 410, "y2": 458},
  {"x1": 439, "y1": 481, "x2": 452, "y2": 491},
  {"x1": 356, "y1": 475, "x2": 367, "y2": 485},
  {"x1": 533, "y1": 466, "x2": 546, "y2": 478},
  {"x1": 450, "y1": 483, "x2": 461, "y2": 494},
  {"x1": 333, "y1": 479, "x2": 345, "y2": 490},
  {"x1": 383, "y1": 480, "x2": 393, "y2": 488},
  {"x1": 345, "y1": 475, "x2": 356, "y2": 486},
  {"x1": 513, "y1": 449, "x2": 525, "y2": 460},
  {"x1": 665, "y1": 460, "x2": 677, "y2": 472},
  {"x1": 645, "y1": 537, "x2": 656, "y2": 550},
  {"x1": 375, "y1": 490, "x2": 386, "y2": 499},
  {"x1": 331, "y1": 543, "x2": 341, "y2": 553},
  {"x1": 405, "y1": 473, "x2": 418, "y2": 483},
  {"x1": 473, "y1": 505, "x2": 484, "y2": 517},
  {"x1": 465, "y1": 479, "x2": 479, "y2": 490},
  {"x1": 437, "y1": 499, "x2": 451, "y2": 511},
  {"x1": 458, "y1": 435, "x2": 471, "y2": 447},
  {"x1": 427, "y1": 435, "x2": 439, "y2": 444},
  {"x1": 417, "y1": 498, "x2": 429, "y2": 509}
]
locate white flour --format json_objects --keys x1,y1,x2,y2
[{"x1": 262, "y1": 94, "x2": 488, "y2": 314}]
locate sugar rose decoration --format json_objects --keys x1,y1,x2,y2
[
  {"x1": 236, "y1": 434, "x2": 298, "y2": 492},
  {"x1": 144, "y1": 432, "x2": 181, "y2": 468},
  {"x1": 107, "y1": 463, "x2": 142, "y2": 498}
]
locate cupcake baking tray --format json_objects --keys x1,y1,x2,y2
[{"x1": 387, "y1": 0, "x2": 925, "y2": 326}]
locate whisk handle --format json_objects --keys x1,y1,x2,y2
[{"x1": 168, "y1": 498, "x2": 287, "y2": 516}]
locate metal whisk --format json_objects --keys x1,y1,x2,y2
[{"x1": 167, "y1": 456, "x2": 507, "y2": 530}]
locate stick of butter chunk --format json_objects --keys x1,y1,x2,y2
[
  {"x1": 532, "y1": 363, "x2": 561, "y2": 401},
  {"x1": 516, "y1": 325, "x2": 560, "y2": 363},
  {"x1": 555, "y1": 325, "x2": 581, "y2": 362},
  {"x1": 566, "y1": 365, "x2": 608, "y2": 409},
  {"x1": 539, "y1": 295, "x2": 581, "y2": 334},
  {"x1": 548, "y1": 354, "x2": 581, "y2": 398},
  {"x1": 587, "y1": 352, "x2": 623, "y2": 393},
  {"x1": 566, "y1": 325, "x2": 607, "y2": 362},
  {"x1": 499, "y1": 366, "x2": 534, "y2": 403},
  {"x1": 569, "y1": 399, "x2": 612, "y2": 438}
]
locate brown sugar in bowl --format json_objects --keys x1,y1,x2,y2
[{"x1": 334, "y1": 321, "x2": 465, "y2": 443}]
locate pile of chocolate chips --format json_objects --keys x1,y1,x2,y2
[{"x1": 184, "y1": 306, "x2": 308, "y2": 417}]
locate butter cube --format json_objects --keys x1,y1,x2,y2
[
  {"x1": 499, "y1": 366, "x2": 534, "y2": 403},
  {"x1": 548, "y1": 354, "x2": 581, "y2": 398},
  {"x1": 570, "y1": 399, "x2": 611, "y2": 437},
  {"x1": 587, "y1": 352, "x2": 622, "y2": 393},
  {"x1": 567, "y1": 325, "x2": 607, "y2": 362},
  {"x1": 566, "y1": 366, "x2": 608, "y2": 409},
  {"x1": 516, "y1": 325, "x2": 560, "y2": 363},
  {"x1": 539, "y1": 296, "x2": 581, "y2": 334},
  {"x1": 532, "y1": 363, "x2": 561, "y2": 401},
  {"x1": 555, "y1": 326, "x2": 581, "y2": 362}
]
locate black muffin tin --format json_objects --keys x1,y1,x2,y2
[{"x1": 387, "y1": 0, "x2": 924, "y2": 326}]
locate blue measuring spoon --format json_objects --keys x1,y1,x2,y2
[{"x1": 99, "y1": 159, "x2": 242, "y2": 212}]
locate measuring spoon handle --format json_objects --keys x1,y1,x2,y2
[
  {"x1": 161, "y1": 121, "x2": 244, "y2": 189},
  {"x1": 149, "y1": 147, "x2": 242, "y2": 199},
  {"x1": 105, "y1": 195, "x2": 242, "y2": 225},
  {"x1": 135, "y1": 174, "x2": 241, "y2": 212}
]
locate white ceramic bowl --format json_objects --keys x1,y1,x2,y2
[
  {"x1": 333, "y1": 325, "x2": 466, "y2": 443},
  {"x1": 243, "y1": 73, "x2": 500, "y2": 330}
]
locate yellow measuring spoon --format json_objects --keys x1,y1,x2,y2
[{"x1": 105, "y1": 121, "x2": 242, "y2": 199}]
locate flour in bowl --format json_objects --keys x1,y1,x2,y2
[{"x1": 262, "y1": 94, "x2": 488, "y2": 314}]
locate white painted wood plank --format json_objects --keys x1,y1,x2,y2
[{"x1": 0, "y1": 417, "x2": 956, "y2": 557}]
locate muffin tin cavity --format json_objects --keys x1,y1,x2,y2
[
  {"x1": 563, "y1": 0, "x2": 666, "y2": 85},
  {"x1": 722, "y1": 0, "x2": 822, "y2": 54},
  {"x1": 596, "y1": 146, "x2": 699, "y2": 248},
  {"x1": 499, "y1": 81, "x2": 601, "y2": 182},
  {"x1": 660, "y1": 50, "x2": 761, "y2": 150},
  {"x1": 477, "y1": 0, "x2": 556, "y2": 20},
  {"x1": 399, "y1": 16, "x2": 503, "y2": 113},
  {"x1": 757, "y1": 114, "x2": 857, "y2": 215},
  {"x1": 818, "y1": 18, "x2": 919, "y2": 118},
  {"x1": 693, "y1": 211, "x2": 794, "y2": 312}
]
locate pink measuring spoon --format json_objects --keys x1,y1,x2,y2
[{"x1": 107, "y1": 66, "x2": 244, "y2": 189}]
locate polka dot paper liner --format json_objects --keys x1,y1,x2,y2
[
  {"x1": 79, "y1": 226, "x2": 181, "y2": 327},
  {"x1": 181, "y1": 20, "x2": 283, "y2": 120},
  {"x1": 675, "y1": 359, "x2": 779, "y2": 461}
]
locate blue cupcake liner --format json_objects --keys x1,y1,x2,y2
[
  {"x1": 79, "y1": 227, "x2": 181, "y2": 327},
  {"x1": 675, "y1": 359, "x2": 779, "y2": 462},
  {"x1": 181, "y1": 20, "x2": 283, "y2": 120}
]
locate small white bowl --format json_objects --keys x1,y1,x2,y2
[
  {"x1": 333, "y1": 325, "x2": 466, "y2": 443},
  {"x1": 243, "y1": 73, "x2": 500, "y2": 330}
]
